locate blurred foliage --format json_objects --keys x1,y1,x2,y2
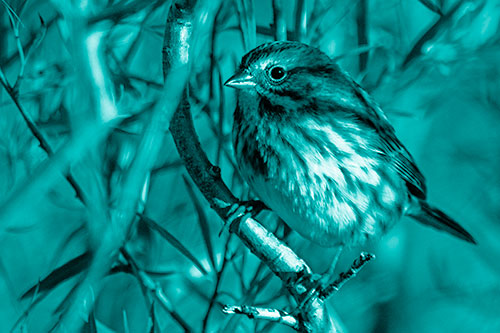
[{"x1": 1, "y1": 0, "x2": 500, "y2": 332}]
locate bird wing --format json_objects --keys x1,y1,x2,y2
[{"x1": 350, "y1": 82, "x2": 427, "y2": 199}]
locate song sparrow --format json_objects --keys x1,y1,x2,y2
[{"x1": 225, "y1": 41, "x2": 475, "y2": 247}]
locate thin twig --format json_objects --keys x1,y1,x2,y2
[
  {"x1": 202, "y1": 235, "x2": 232, "y2": 332},
  {"x1": 401, "y1": 0, "x2": 462, "y2": 68},
  {"x1": 0, "y1": 13, "x2": 87, "y2": 204},
  {"x1": 0, "y1": 15, "x2": 58, "y2": 69},
  {"x1": 222, "y1": 305, "x2": 299, "y2": 330},
  {"x1": 121, "y1": 248, "x2": 193, "y2": 332},
  {"x1": 6, "y1": 9, "x2": 24, "y2": 93},
  {"x1": 319, "y1": 252, "x2": 375, "y2": 300}
]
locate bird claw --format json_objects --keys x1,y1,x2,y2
[
  {"x1": 292, "y1": 273, "x2": 322, "y2": 310},
  {"x1": 218, "y1": 200, "x2": 268, "y2": 236}
]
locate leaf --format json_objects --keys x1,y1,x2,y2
[
  {"x1": 84, "y1": 310, "x2": 98, "y2": 333},
  {"x1": 418, "y1": 0, "x2": 443, "y2": 15},
  {"x1": 122, "y1": 309, "x2": 130, "y2": 333},
  {"x1": 139, "y1": 213, "x2": 208, "y2": 275},
  {"x1": 1, "y1": 0, "x2": 22, "y2": 24},
  {"x1": 53, "y1": 275, "x2": 82, "y2": 315},
  {"x1": 182, "y1": 175, "x2": 216, "y2": 271},
  {"x1": 143, "y1": 269, "x2": 177, "y2": 278},
  {"x1": 48, "y1": 225, "x2": 86, "y2": 269},
  {"x1": 402, "y1": 0, "x2": 462, "y2": 67},
  {"x1": 21, "y1": 251, "x2": 92, "y2": 299},
  {"x1": 148, "y1": 302, "x2": 159, "y2": 333}
]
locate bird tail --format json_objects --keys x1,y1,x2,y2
[{"x1": 409, "y1": 201, "x2": 476, "y2": 244}]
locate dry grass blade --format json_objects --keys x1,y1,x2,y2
[
  {"x1": 182, "y1": 175, "x2": 216, "y2": 271},
  {"x1": 272, "y1": 0, "x2": 286, "y2": 41},
  {"x1": 202, "y1": 235, "x2": 233, "y2": 332},
  {"x1": 294, "y1": 0, "x2": 307, "y2": 42},
  {"x1": 0, "y1": 117, "x2": 117, "y2": 233},
  {"x1": 21, "y1": 251, "x2": 92, "y2": 300},
  {"x1": 50, "y1": 0, "x2": 202, "y2": 327},
  {"x1": 310, "y1": 0, "x2": 360, "y2": 45},
  {"x1": 139, "y1": 213, "x2": 208, "y2": 275},
  {"x1": 122, "y1": 309, "x2": 130, "y2": 333},
  {"x1": 402, "y1": 0, "x2": 462, "y2": 68},
  {"x1": 121, "y1": 248, "x2": 193, "y2": 332},
  {"x1": 0, "y1": 3, "x2": 168, "y2": 227},
  {"x1": 418, "y1": 0, "x2": 444, "y2": 15},
  {"x1": 148, "y1": 302, "x2": 159, "y2": 333},
  {"x1": 235, "y1": 0, "x2": 256, "y2": 49},
  {"x1": 356, "y1": 0, "x2": 368, "y2": 72},
  {"x1": 1, "y1": 0, "x2": 21, "y2": 23},
  {"x1": 85, "y1": 310, "x2": 98, "y2": 333}
]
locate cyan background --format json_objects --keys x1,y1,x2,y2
[{"x1": 1, "y1": 0, "x2": 499, "y2": 332}]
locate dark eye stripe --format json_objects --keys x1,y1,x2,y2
[{"x1": 288, "y1": 64, "x2": 337, "y2": 76}]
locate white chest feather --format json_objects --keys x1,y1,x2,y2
[{"x1": 235, "y1": 109, "x2": 404, "y2": 247}]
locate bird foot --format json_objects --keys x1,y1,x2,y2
[
  {"x1": 291, "y1": 273, "x2": 323, "y2": 311},
  {"x1": 218, "y1": 200, "x2": 268, "y2": 236}
]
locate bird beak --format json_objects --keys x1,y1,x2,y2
[{"x1": 224, "y1": 71, "x2": 256, "y2": 89}]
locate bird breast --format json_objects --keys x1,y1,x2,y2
[{"x1": 233, "y1": 97, "x2": 404, "y2": 246}]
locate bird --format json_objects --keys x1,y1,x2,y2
[{"x1": 224, "y1": 41, "x2": 476, "y2": 247}]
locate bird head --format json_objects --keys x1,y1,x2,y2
[{"x1": 225, "y1": 41, "x2": 344, "y2": 110}]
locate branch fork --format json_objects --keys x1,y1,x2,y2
[{"x1": 222, "y1": 252, "x2": 375, "y2": 330}]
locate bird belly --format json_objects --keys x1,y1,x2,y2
[{"x1": 236, "y1": 135, "x2": 406, "y2": 247}]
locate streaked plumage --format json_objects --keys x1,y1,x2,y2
[{"x1": 226, "y1": 41, "x2": 475, "y2": 247}]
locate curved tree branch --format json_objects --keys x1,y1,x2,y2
[{"x1": 165, "y1": 1, "x2": 334, "y2": 332}]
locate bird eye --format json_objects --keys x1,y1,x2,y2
[{"x1": 268, "y1": 66, "x2": 286, "y2": 82}]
